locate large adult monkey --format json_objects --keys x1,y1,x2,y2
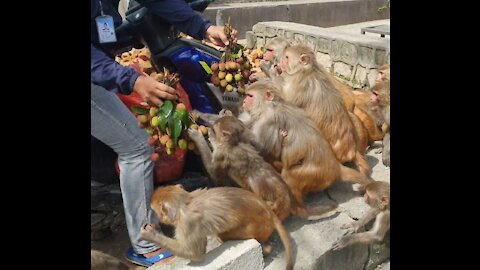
[
  {"x1": 258, "y1": 37, "x2": 291, "y2": 81},
  {"x1": 187, "y1": 115, "x2": 338, "y2": 221},
  {"x1": 278, "y1": 44, "x2": 371, "y2": 176},
  {"x1": 239, "y1": 81, "x2": 373, "y2": 208},
  {"x1": 141, "y1": 185, "x2": 293, "y2": 270}
]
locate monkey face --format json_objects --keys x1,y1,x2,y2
[
  {"x1": 369, "y1": 92, "x2": 379, "y2": 105},
  {"x1": 264, "y1": 47, "x2": 275, "y2": 62},
  {"x1": 376, "y1": 71, "x2": 385, "y2": 84},
  {"x1": 281, "y1": 51, "x2": 290, "y2": 71},
  {"x1": 364, "y1": 192, "x2": 370, "y2": 205},
  {"x1": 242, "y1": 92, "x2": 254, "y2": 110},
  {"x1": 212, "y1": 123, "x2": 222, "y2": 140}
]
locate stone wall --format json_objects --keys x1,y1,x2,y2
[
  {"x1": 246, "y1": 21, "x2": 390, "y2": 88},
  {"x1": 203, "y1": 0, "x2": 391, "y2": 39}
]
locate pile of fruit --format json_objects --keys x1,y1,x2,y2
[
  {"x1": 244, "y1": 47, "x2": 265, "y2": 74},
  {"x1": 115, "y1": 47, "x2": 154, "y2": 74},
  {"x1": 207, "y1": 19, "x2": 268, "y2": 95},
  {"x1": 131, "y1": 68, "x2": 209, "y2": 159},
  {"x1": 115, "y1": 48, "x2": 208, "y2": 160}
]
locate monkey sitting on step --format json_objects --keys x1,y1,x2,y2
[
  {"x1": 140, "y1": 184, "x2": 294, "y2": 270},
  {"x1": 187, "y1": 115, "x2": 338, "y2": 221},
  {"x1": 332, "y1": 181, "x2": 390, "y2": 250}
]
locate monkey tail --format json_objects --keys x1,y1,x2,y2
[
  {"x1": 272, "y1": 214, "x2": 293, "y2": 270},
  {"x1": 292, "y1": 200, "x2": 338, "y2": 219},
  {"x1": 353, "y1": 151, "x2": 371, "y2": 177},
  {"x1": 339, "y1": 164, "x2": 373, "y2": 191}
]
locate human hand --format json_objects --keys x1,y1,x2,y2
[
  {"x1": 205, "y1": 25, "x2": 237, "y2": 47},
  {"x1": 133, "y1": 75, "x2": 177, "y2": 106}
]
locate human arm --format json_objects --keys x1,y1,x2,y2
[
  {"x1": 136, "y1": 0, "x2": 235, "y2": 46},
  {"x1": 91, "y1": 44, "x2": 177, "y2": 105}
]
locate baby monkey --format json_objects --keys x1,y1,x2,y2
[{"x1": 332, "y1": 181, "x2": 390, "y2": 250}]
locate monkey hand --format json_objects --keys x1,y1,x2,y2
[
  {"x1": 187, "y1": 127, "x2": 204, "y2": 142},
  {"x1": 191, "y1": 109, "x2": 203, "y2": 120},
  {"x1": 140, "y1": 223, "x2": 159, "y2": 242},
  {"x1": 340, "y1": 221, "x2": 360, "y2": 235},
  {"x1": 331, "y1": 235, "x2": 352, "y2": 251},
  {"x1": 219, "y1": 109, "x2": 233, "y2": 117}
]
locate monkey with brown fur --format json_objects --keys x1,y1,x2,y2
[
  {"x1": 376, "y1": 64, "x2": 390, "y2": 84},
  {"x1": 351, "y1": 91, "x2": 386, "y2": 148},
  {"x1": 278, "y1": 44, "x2": 371, "y2": 176},
  {"x1": 332, "y1": 181, "x2": 390, "y2": 250},
  {"x1": 257, "y1": 37, "x2": 291, "y2": 81},
  {"x1": 368, "y1": 80, "x2": 390, "y2": 166},
  {"x1": 140, "y1": 184, "x2": 294, "y2": 270},
  {"x1": 187, "y1": 115, "x2": 338, "y2": 221},
  {"x1": 260, "y1": 41, "x2": 370, "y2": 155},
  {"x1": 239, "y1": 81, "x2": 373, "y2": 209},
  {"x1": 350, "y1": 63, "x2": 390, "y2": 148}
]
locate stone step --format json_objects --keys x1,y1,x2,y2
[
  {"x1": 247, "y1": 20, "x2": 390, "y2": 88},
  {"x1": 146, "y1": 148, "x2": 390, "y2": 270}
]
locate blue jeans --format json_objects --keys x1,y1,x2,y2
[{"x1": 91, "y1": 82, "x2": 160, "y2": 255}]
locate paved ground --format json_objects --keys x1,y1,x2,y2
[
  {"x1": 326, "y1": 19, "x2": 390, "y2": 40},
  {"x1": 91, "y1": 141, "x2": 390, "y2": 269}
]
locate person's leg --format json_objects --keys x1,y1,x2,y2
[{"x1": 91, "y1": 82, "x2": 160, "y2": 255}]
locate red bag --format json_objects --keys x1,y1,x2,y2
[{"x1": 115, "y1": 81, "x2": 192, "y2": 183}]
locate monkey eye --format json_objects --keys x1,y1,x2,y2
[
  {"x1": 246, "y1": 93, "x2": 253, "y2": 97},
  {"x1": 266, "y1": 48, "x2": 274, "y2": 52}
]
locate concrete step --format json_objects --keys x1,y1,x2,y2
[
  {"x1": 264, "y1": 145, "x2": 390, "y2": 270},
  {"x1": 147, "y1": 145, "x2": 390, "y2": 270}
]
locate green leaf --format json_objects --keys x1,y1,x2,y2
[
  {"x1": 131, "y1": 106, "x2": 149, "y2": 115},
  {"x1": 159, "y1": 100, "x2": 173, "y2": 119},
  {"x1": 158, "y1": 113, "x2": 168, "y2": 133},
  {"x1": 175, "y1": 108, "x2": 190, "y2": 127},
  {"x1": 171, "y1": 111, "x2": 183, "y2": 145}
]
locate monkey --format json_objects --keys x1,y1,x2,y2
[
  {"x1": 187, "y1": 115, "x2": 338, "y2": 221},
  {"x1": 238, "y1": 81, "x2": 373, "y2": 210},
  {"x1": 140, "y1": 184, "x2": 293, "y2": 270},
  {"x1": 91, "y1": 249, "x2": 139, "y2": 270},
  {"x1": 331, "y1": 181, "x2": 390, "y2": 250},
  {"x1": 277, "y1": 44, "x2": 371, "y2": 177},
  {"x1": 376, "y1": 64, "x2": 390, "y2": 84},
  {"x1": 260, "y1": 40, "x2": 369, "y2": 155},
  {"x1": 349, "y1": 63, "x2": 390, "y2": 149},
  {"x1": 368, "y1": 80, "x2": 390, "y2": 166},
  {"x1": 257, "y1": 37, "x2": 291, "y2": 81},
  {"x1": 352, "y1": 91, "x2": 386, "y2": 148}
]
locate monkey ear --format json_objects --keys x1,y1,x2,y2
[
  {"x1": 175, "y1": 184, "x2": 184, "y2": 190},
  {"x1": 380, "y1": 195, "x2": 389, "y2": 206},
  {"x1": 265, "y1": 89, "x2": 275, "y2": 101},
  {"x1": 300, "y1": 54, "x2": 310, "y2": 65},
  {"x1": 159, "y1": 202, "x2": 169, "y2": 215},
  {"x1": 221, "y1": 130, "x2": 231, "y2": 140}
]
